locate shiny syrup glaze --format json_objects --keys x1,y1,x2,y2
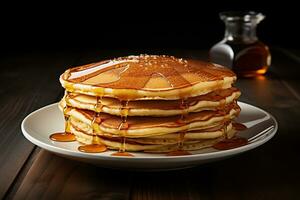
[
  {"x1": 166, "y1": 98, "x2": 191, "y2": 156},
  {"x1": 94, "y1": 96, "x2": 104, "y2": 112},
  {"x1": 64, "y1": 55, "x2": 236, "y2": 92},
  {"x1": 213, "y1": 137, "x2": 248, "y2": 150},
  {"x1": 78, "y1": 96, "x2": 109, "y2": 153},
  {"x1": 111, "y1": 152, "x2": 134, "y2": 157},
  {"x1": 178, "y1": 99, "x2": 188, "y2": 149},
  {"x1": 212, "y1": 122, "x2": 248, "y2": 150},
  {"x1": 49, "y1": 132, "x2": 76, "y2": 142},
  {"x1": 59, "y1": 56, "x2": 241, "y2": 155},
  {"x1": 78, "y1": 144, "x2": 107, "y2": 153},
  {"x1": 119, "y1": 101, "x2": 129, "y2": 129},
  {"x1": 50, "y1": 99, "x2": 109, "y2": 154},
  {"x1": 92, "y1": 97, "x2": 102, "y2": 130},
  {"x1": 50, "y1": 102, "x2": 77, "y2": 142},
  {"x1": 111, "y1": 100, "x2": 134, "y2": 157}
]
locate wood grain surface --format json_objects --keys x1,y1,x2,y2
[{"x1": 1, "y1": 49, "x2": 299, "y2": 200}]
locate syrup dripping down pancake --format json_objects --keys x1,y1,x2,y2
[
  {"x1": 69, "y1": 121, "x2": 234, "y2": 145},
  {"x1": 61, "y1": 87, "x2": 241, "y2": 116},
  {"x1": 60, "y1": 102, "x2": 240, "y2": 137},
  {"x1": 69, "y1": 123, "x2": 236, "y2": 152},
  {"x1": 57, "y1": 55, "x2": 242, "y2": 154}
]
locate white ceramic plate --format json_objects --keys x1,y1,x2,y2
[{"x1": 22, "y1": 102, "x2": 277, "y2": 170}]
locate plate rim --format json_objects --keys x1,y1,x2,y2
[{"x1": 21, "y1": 101, "x2": 278, "y2": 161}]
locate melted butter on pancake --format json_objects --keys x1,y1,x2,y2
[
  {"x1": 144, "y1": 72, "x2": 174, "y2": 90},
  {"x1": 83, "y1": 65, "x2": 129, "y2": 85}
]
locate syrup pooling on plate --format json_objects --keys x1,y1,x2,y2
[
  {"x1": 50, "y1": 95, "x2": 77, "y2": 142},
  {"x1": 50, "y1": 132, "x2": 76, "y2": 142},
  {"x1": 232, "y1": 122, "x2": 247, "y2": 131},
  {"x1": 213, "y1": 137, "x2": 248, "y2": 150},
  {"x1": 50, "y1": 93, "x2": 110, "y2": 153},
  {"x1": 213, "y1": 121, "x2": 248, "y2": 150},
  {"x1": 111, "y1": 151, "x2": 134, "y2": 157},
  {"x1": 78, "y1": 144, "x2": 107, "y2": 153}
]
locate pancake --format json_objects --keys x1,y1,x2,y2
[
  {"x1": 60, "y1": 55, "x2": 236, "y2": 100},
  {"x1": 55, "y1": 55, "x2": 242, "y2": 154},
  {"x1": 61, "y1": 102, "x2": 240, "y2": 137},
  {"x1": 62, "y1": 87, "x2": 241, "y2": 116},
  {"x1": 69, "y1": 114, "x2": 231, "y2": 139},
  {"x1": 69, "y1": 123, "x2": 236, "y2": 152},
  {"x1": 70, "y1": 120, "x2": 234, "y2": 144}
]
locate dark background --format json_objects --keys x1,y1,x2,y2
[
  {"x1": 1, "y1": 1, "x2": 298, "y2": 54},
  {"x1": 1, "y1": 2, "x2": 300, "y2": 199}
]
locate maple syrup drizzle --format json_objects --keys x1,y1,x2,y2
[
  {"x1": 120, "y1": 137, "x2": 127, "y2": 152},
  {"x1": 219, "y1": 99, "x2": 226, "y2": 110},
  {"x1": 59, "y1": 56, "x2": 241, "y2": 155},
  {"x1": 94, "y1": 96, "x2": 103, "y2": 112},
  {"x1": 179, "y1": 132, "x2": 185, "y2": 147},
  {"x1": 92, "y1": 96, "x2": 102, "y2": 131},
  {"x1": 111, "y1": 100, "x2": 134, "y2": 157},
  {"x1": 213, "y1": 137, "x2": 248, "y2": 150},
  {"x1": 119, "y1": 101, "x2": 129, "y2": 130},
  {"x1": 178, "y1": 99, "x2": 188, "y2": 149},
  {"x1": 167, "y1": 98, "x2": 191, "y2": 156},
  {"x1": 213, "y1": 121, "x2": 247, "y2": 150},
  {"x1": 91, "y1": 112, "x2": 100, "y2": 131},
  {"x1": 223, "y1": 121, "x2": 228, "y2": 139},
  {"x1": 76, "y1": 95, "x2": 109, "y2": 153},
  {"x1": 50, "y1": 98, "x2": 76, "y2": 142},
  {"x1": 78, "y1": 144, "x2": 107, "y2": 153}
]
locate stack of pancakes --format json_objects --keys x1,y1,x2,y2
[{"x1": 59, "y1": 55, "x2": 241, "y2": 153}]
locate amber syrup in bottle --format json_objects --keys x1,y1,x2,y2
[{"x1": 210, "y1": 11, "x2": 271, "y2": 77}]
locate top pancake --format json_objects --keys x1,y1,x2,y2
[{"x1": 60, "y1": 55, "x2": 236, "y2": 100}]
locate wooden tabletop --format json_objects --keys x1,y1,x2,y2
[{"x1": 1, "y1": 48, "x2": 299, "y2": 200}]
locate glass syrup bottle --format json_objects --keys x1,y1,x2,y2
[{"x1": 209, "y1": 11, "x2": 271, "y2": 77}]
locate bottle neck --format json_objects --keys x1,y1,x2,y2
[{"x1": 224, "y1": 21, "x2": 258, "y2": 43}]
